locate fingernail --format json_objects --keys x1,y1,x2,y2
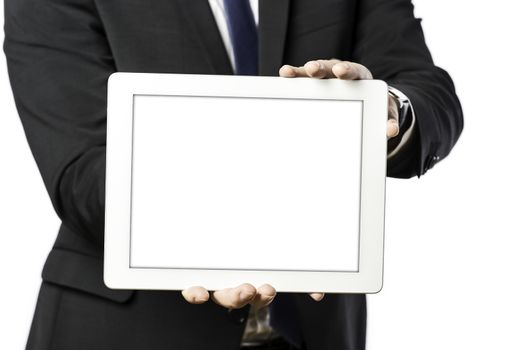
[{"x1": 307, "y1": 61, "x2": 320, "y2": 70}]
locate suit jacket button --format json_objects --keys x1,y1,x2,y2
[
  {"x1": 423, "y1": 155, "x2": 432, "y2": 172},
  {"x1": 227, "y1": 307, "x2": 248, "y2": 324}
]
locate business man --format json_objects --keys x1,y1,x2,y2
[{"x1": 4, "y1": 0, "x2": 463, "y2": 349}]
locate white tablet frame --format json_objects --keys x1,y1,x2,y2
[{"x1": 104, "y1": 73, "x2": 387, "y2": 293}]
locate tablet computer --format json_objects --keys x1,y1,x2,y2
[{"x1": 104, "y1": 73, "x2": 387, "y2": 293}]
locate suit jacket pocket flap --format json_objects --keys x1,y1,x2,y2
[{"x1": 42, "y1": 248, "x2": 135, "y2": 303}]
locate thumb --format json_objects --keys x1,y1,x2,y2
[{"x1": 309, "y1": 293, "x2": 325, "y2": 301}]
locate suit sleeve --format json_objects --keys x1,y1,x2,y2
[
  {"x1": 351, "y1": 0, "x2": 464, "y2": 178},
  {"x1": 4, "y1": 0, "x2": 115, "y2": 245}
]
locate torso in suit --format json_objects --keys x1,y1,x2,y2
[{"x1": 3, "y1": 0, "x2": 463, "y2": 349}]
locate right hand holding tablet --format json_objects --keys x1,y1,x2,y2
[{"x1": 182, "y1": 284, "x2": 324, "y2": 310}]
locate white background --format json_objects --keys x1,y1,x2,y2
[{"x1": 1, "y1": 0, "x2": 524, "y2": 349}]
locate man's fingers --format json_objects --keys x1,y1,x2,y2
[
  {"x1": 211, "y1": 283, "x2": 257, "y2": 309},
  {"x1": 279, "y1": 64, "x2": 307, "y2": 77},
  {"x1": 181, "y1": 286, "x2": 210, "y2": 304},
  {"x1": 183, "y1": 284, "x2": 321, "y2": 309},
  {"x1": 281, "y1": 60, "x2": 373, "y2": 80},
  {"x1": 280, "y1": 59, "x2": 341, "y2": 79},
  {"x1": 332, "y1": 61, "x2": 373, "y2": 80},
  {"x1": 304, "y1": 59, "x2": 341, "y2": 78},
  {"x1": 309, "y1": 292, "x2": 325, "y2": 301},
  {"x1": 387, "y1": 94, "x2": 400, "y2": 139},
  {"x1": 250, "y1": 284, "x2": 277, "y2": 310}
]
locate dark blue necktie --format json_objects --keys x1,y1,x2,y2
[
  {"x1": 269, "y1": 293, "x2": 304, "y2": 348},
  {"x1": 223, "y1": 0, "x2": 258, "y2": 75}
]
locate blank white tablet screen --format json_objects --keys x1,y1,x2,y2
[{"x1": 130, "y1": 95, "x2": 363, "y2": 272}]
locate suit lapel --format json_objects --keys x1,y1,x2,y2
[
  {"x1": 258, "y1": 0, "x2": 291, "y2": 76},
  {"x1": 175, "y1": 0, "x2": 234, "y2": 74}
]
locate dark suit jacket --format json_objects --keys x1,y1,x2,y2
[{"x1": 4, "y1": 0, "x2": 463, "y2": 349}]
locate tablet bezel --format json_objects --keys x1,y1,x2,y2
[{"x1": 104, "y1": 73, "x2": 387, "y2": 293}]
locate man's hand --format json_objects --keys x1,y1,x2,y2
[
  {"x1": 182, "y1": 284, "x2": 324, "y2": 310},
  {"x1": 279, "y1": 59, "x2": 400, "y2": 139}
]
